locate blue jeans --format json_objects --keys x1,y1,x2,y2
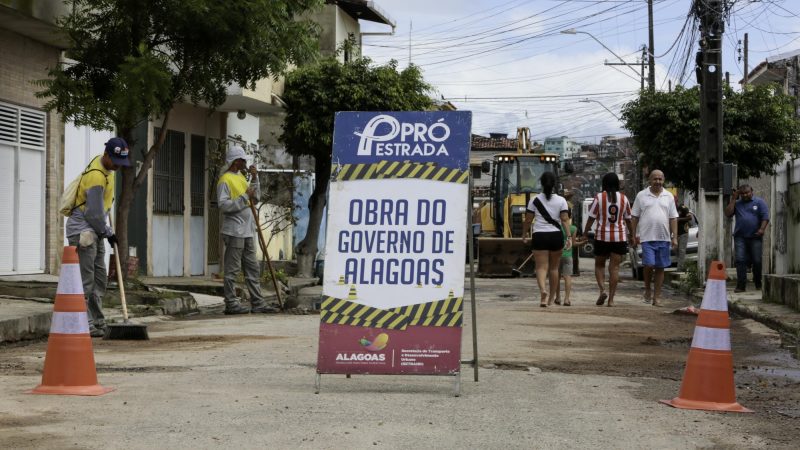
[{"x1": 734, "y1": 236, "x2": 763, "y2": 289}]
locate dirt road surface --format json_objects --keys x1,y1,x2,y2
[{"x1": 1, "y1": 269, "x2": 799, "y2": 449}]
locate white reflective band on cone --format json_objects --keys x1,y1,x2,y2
[
  {"x1": 50, "y1": 312, "x2": 90, "y2": 334},
  {"x1": 692, "y1": 325, "x2": 731, "y2": 351},
  {"x1": 57, "y1": 264, "x2": 84, "y2": 295},
  {"x1": 700, "y1": 279, "x2": 728, "y2": 311}
]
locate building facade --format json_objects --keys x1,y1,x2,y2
[
  {"x1": 743, "y1": 50, "x2": 800, "y2": 275},
  {"x1": 544, "y1": 136, "x2": 581, "y2": 164},
  {"x1": 0, "y1": 1, "x2": 69, "y2": 275}
]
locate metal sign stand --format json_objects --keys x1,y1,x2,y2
[{"x1": 467, "y1": 176, "x2": 479, "y2": 384}]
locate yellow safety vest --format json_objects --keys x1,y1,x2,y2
[
  {"x1": 218, "y1": 171, "x2": 249, "y2": 199},
  {"x1": 76, "y1": 156, "x2": 114, "y2": 212}
]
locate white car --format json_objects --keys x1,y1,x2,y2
[{"x1": 630, "y1": 213, "x2": 699, "y2": 280}]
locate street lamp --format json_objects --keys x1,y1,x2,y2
[
  {"x1": 560, "y1": 28, "x2": 641, "y2": 79},
  {"x1": 579, "y1": 98, "x2": 620, "y2": 121}
]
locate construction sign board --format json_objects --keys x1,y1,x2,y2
[{"x1": 317, "y1": 111, "x2": 472, "y2": 377}]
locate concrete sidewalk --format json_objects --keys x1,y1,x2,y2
[
  {"x1": 667, "y1": 268, "x2": 800, "y2": 338},
  {"x1": 0, "y1": 274, "x2": 319, "y2": 343}
]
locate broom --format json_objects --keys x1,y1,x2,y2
[
  {"x1": 250, "y1": 200, "x2": 284, "y2": 310},
  {"x1": 104, "y1": 243, "x2": 149, "y2": 340},
  {"x1": 511, "y1": 252, "x2": 535, "y2": 278}
]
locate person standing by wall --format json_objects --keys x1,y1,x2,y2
[
  {"x1": 724, "y1": 184, "x2": 769, "y2": 293},
  {"x1": 522, "y1": 172, "x2": 572, "y2": 308},
  {"x1": 217, "y1": 145, "x2": 277, "y2": 314},
  {"x1": 631, "y1": 170, "x2": 678, "y2": 307},
  {"x1": 583, "y1": 173, "x2": 633, "y2": 307},
  {"x1": 676, "y1": 204, "x2": 695, "y2": 272},
  {"x1": 65, "y1": 138, "x2": 130, "y2": 337}
]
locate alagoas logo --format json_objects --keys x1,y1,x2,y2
[
  {"x1": 355, "y1": 115, "x2": 450, "y2": 157},
  {"x1": 359, "y1": 333, "x2": 389, "y2": 351},
  {"x1": 334, "y1": 333, "x2": 390, "y2": 362},
  {"x1": 335, "y1": 353, "x2": 386, "y2": 362}
]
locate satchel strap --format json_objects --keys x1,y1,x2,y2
[{"x1": 533, "y1": 196, "x2": 562, "y2": 230}]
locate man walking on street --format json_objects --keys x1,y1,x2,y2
[
  {"x1": 65, "y1": 137, "x2": 129, "y2": 337},
  {"x1": 217, "y1": 145, "x2": 277, "y2": 314},
  {"x1": 631, "y1": 170, "x2": 678, "y2": 307},
  {"x1": 725, "y1": 184, "x2": 769, "y2": 293}
]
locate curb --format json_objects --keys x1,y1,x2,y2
[{"x1": 727, "y1": 299, "x2": 800, "y2": 336}]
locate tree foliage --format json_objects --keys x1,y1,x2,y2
[
  {"x1": 621, "y1": 84, "x2": 799, "y2": 191},
  {"x1": 37, "y1": 0, "x2": 321, "y2": 133},
  {"x1": 280, "y1": 54, "x2": 433, "y2": 275},
  {"x1": 35, "y1": 0, "x2": 322, "y2": 273},
  {"x1": 280, "y1": 56, "x2": 433, "y2": 159}
]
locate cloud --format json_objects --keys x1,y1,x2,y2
[{"x1": 360, "y1": 0, "x2": 800, "y2": 143}]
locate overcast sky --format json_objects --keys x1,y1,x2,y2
[{"x1": 359, "y1": 0, "x2": 800, "y2": 144}]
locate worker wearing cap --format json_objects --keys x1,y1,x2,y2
[
  {"x1": 65, "y1": 137, "x2": 130, "y2": 337},
  {"x1": 217, "y1": 145, "x2": 276, "y2": 314}
]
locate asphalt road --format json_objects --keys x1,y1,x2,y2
[{"x1": 1, "y1": 264, "x2": 799, "y2": 449}]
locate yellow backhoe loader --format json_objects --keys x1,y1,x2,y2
[{"x1": 476, "y1": 128, "x2": 563, "y2": 276}]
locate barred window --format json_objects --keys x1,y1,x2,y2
[{"x1": 153, "y1": 129, "x2": 185, "y2": 215}]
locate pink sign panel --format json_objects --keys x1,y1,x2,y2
[{"x1": 317, "y1": 323, "x2": 461, "y2": 375}]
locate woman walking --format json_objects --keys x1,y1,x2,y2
[
  {"x1": 583, "y1": 173, "x2": 633, "y2": 307},
  {"x1": 523, "y1": 172, "x2": 573, "y2": 307}
]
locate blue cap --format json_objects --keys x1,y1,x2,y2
[{"x1": 104, "y1": 137, "x2": 131, "y2": 167}]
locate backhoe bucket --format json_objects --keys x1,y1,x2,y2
[{"x1": 477, "y1": 237, "x2": 535, "y2": 277}]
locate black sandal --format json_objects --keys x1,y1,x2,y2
[{"x1": 596, "y1": 293, "x2": 608, "y2": 306}]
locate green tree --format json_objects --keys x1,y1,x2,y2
[
  {"x1": 36, "y1": 0, "x2": 321, "y2": 272},
  {"x1": 621, "y1": 84, "x2": 799, "y2": 191},
  {"x1": 280, "y1": 55, "x2": 432, "y2": 276}
]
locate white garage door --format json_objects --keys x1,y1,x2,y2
[{"x1": 0, "y1": 102, "x2": 46, "y2": 274}]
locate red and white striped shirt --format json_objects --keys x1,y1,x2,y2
[{"x1": 588, "y1": 191, "x2": 632, "y2": 242}]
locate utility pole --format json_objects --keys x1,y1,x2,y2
[
  {"x1": 743, "y1": 33, "x2": 749, "y2": 86},
  {"x1": 641, "y1": 45, "x2": 647, "y2": 90},
  {"x1": 695, "y1": 0, "x2": 727, "y2": 276},
  {"x1": 647, "y1": 0, "x2": 656, "y2": 91}
]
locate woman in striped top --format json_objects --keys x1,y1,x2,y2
[{"x1": 583, "y1": 173, "x2": 633, "y2": 307}]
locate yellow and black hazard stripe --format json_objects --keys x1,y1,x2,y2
[
  {"x1": 390, "y1": 296, "x2": 463, "y2": 319},
  {"x1": 334, "y1": 160, "x2": 468, "y2": 184},
  {"x1": 320, "y1": 310, "x2": 410, "y2": 330},
  {"x1": 320, "y1": 296, "x2": 409, "y2": 330},
  {"x1": 408, "y1": 311, "x2": 463, "y2": 327},
  {"x1": 321, "y1": 295, "x2": 464, "y2": 329}
]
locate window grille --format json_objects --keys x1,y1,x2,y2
[{"x1": 153, "y1": 128, "x2": 185, "y2": 215}]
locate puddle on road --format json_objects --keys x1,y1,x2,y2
[
  {"x1": 741, "y1": 350, "x2": 800, "y2": 382},
  {"x1": 641, "y1": 336, "x2": 692, "y2": 348},
  {"x1": 96, "y1": 365, "x2": 190, "y2": 374},
  {"x1": 485, "y1": 362, "x2": 532, "y2": 371}
]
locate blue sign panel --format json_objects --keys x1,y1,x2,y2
[{"x1": 332, "y1": 111, "x2": 472, "y2": 170}]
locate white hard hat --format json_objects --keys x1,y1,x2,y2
[{"x1": 226, "y1": 145, "x2": 247, "y2": 167}]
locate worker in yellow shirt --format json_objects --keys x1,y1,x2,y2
[
  {"x1": 217, "y1": 145, "x2": 277, "y2": 314},
  {"x1": 65, "y1": 137, "x2": 130, "y2": 337}
]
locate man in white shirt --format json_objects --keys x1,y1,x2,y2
[{"x1": 631, "y1": 170, "x2": 678, "y2": 307}]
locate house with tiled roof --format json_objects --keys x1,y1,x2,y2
[{"x1": 470, "y1": 133, "x2": 517, "y2": 199}]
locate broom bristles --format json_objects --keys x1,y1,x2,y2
[{"x1": 104, "y1": 323, "x2": 149, "y2": 340}]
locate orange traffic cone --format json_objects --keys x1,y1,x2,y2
[
  {"x1": 660, "y1": 260, "x2": 751, "y2": 412},
  {"x1": 30, "y1": 246, "x2": 114, "y2": 396}
]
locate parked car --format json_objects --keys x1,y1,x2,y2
[{"x1": 630, "y1": 213, "x2": 699, "y2": 280}]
